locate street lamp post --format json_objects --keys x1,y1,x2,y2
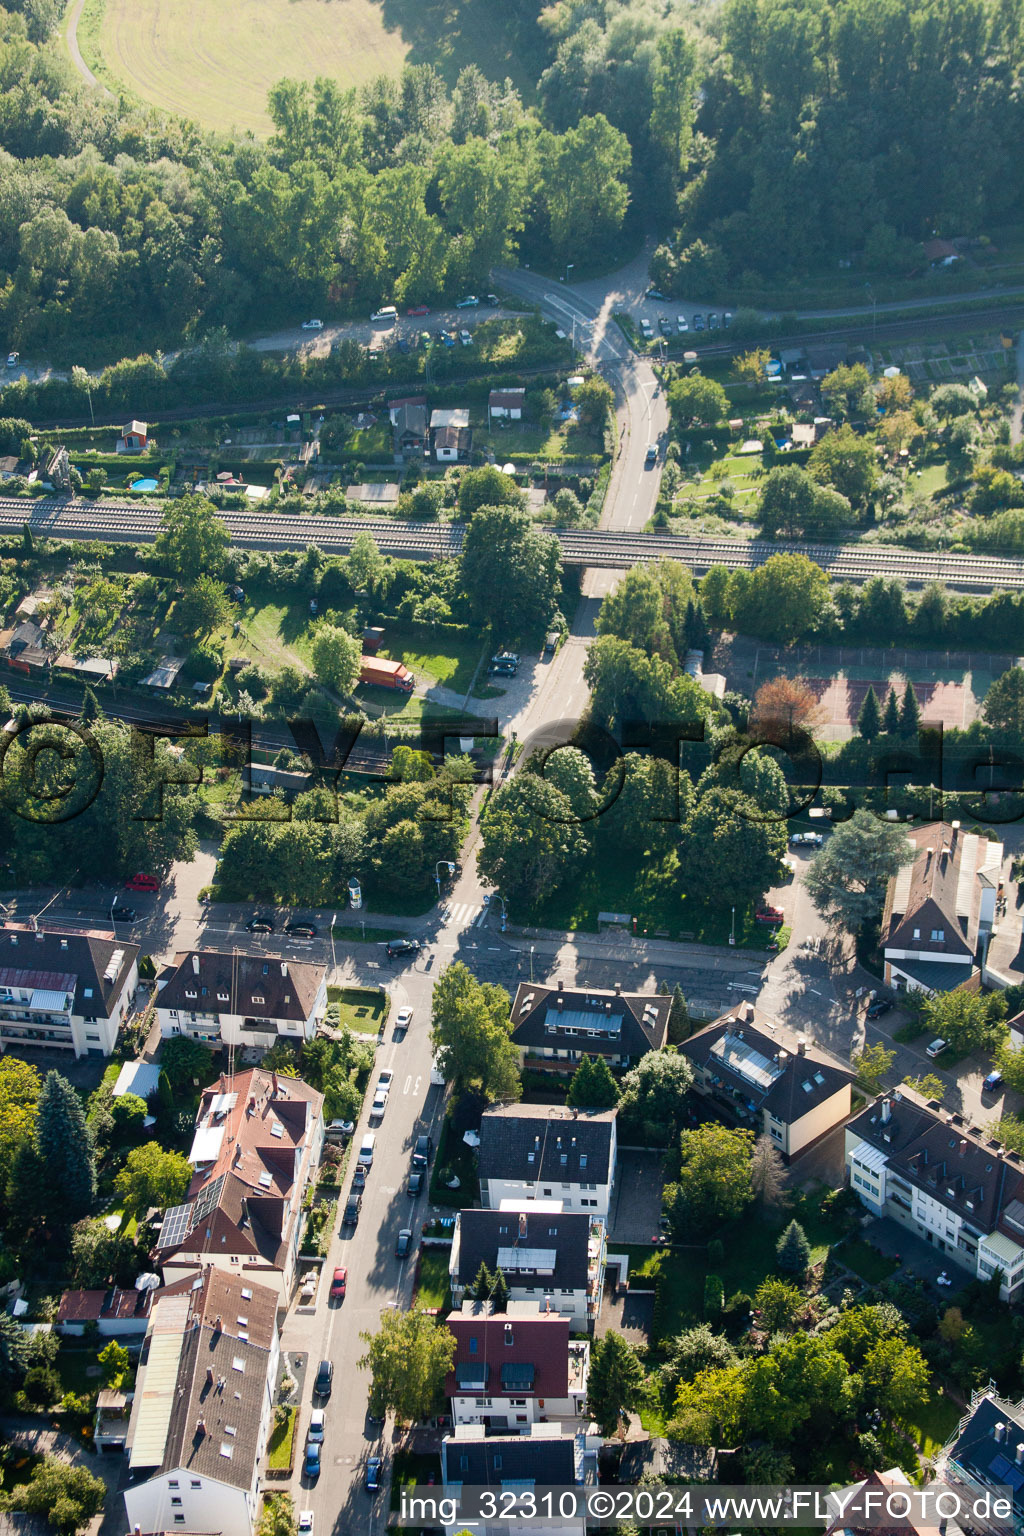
[
  {"x1": 330, "y1": 913, "x2": 337, "y2": 975},
  {"x1": 864, "y1": 282, "x2": 877, "y2": 341},
  {"x1": 435, "y1": 860, "x2": 456, "y2": 899},
  {"x1": 529, "y1": 945, "x2": 535, "y2": 983},
  {"x1": 730, "y1": 907, "x2": 736, "y2": 946},
  {"x1": 565, "y1": 263, "x2": 574, "y2": 284}
]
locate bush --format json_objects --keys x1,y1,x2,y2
[
  {"x1": 704, "y1": 1274, "x2": 724, "y2": 1316},
  {"x1": 22, "y1": 1363, "x2": 61, "y2": 1406}
]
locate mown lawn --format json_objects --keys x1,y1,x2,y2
[
  {"x1": 839, "y1": 1237, "x2": 899, "y2": 1285},
  {"x1": 413, "y1": 1249, "x2": 452, "y2": 1312},
  {"x1": 267, "y1": 1407, "x2": 297, "y2": 1470},
  {"x1": 904, "y1": 1392, "x2": 962, "y2": 1459},
  {"x1": 327, "y1": 985, "x2": 387, "y2": 1030},
  {"x1": 379, "y1": 631, "x2": 485, "y2": 694}
]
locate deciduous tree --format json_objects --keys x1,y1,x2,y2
[
  {"x1": 114, "y1": 1143, "x2": 192, "y2": 1216},
  {"x1": 617, "y1": 1050, "x2": 693, "y2": 1146},
  {"x1": 665, "y1": 1124, "x2": 753, "y2": 1235},
  {"x1": 429, "y1": 962, "x2": 521, "y2": 1101},
  {"x1": 309, "y1": 621, "x2": 361, "y2": 694},
  {"x1": 154, "y1": 495, "x2": 229, "y2": 583},
  {"x1": 359, "y1": 1307, "x2": 457, "y2": 1424}
]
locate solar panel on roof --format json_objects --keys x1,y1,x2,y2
[{"x1": 158, "y1": 1202, "x2": 192, "y2": 1248}]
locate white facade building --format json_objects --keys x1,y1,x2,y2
[{"x1": 0, "y1": 925, "x2": 139, "y2": 1058}]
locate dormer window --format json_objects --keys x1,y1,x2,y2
[
  {"x1": 580, "y1": 1155, "x2": 587, "y2": 1168},
  {"x1": 931, "y1": 928, "x2": 945, "y2": 942},
  {"x1": 185, "y1": 989, "x2": 197, "y2": 999},
  {"x1": 252, "y1": 995, "x2": 265, "y2": 1005},
  {"x1": 217, "y1": 992, "x2": 229, "y2": 1003}
]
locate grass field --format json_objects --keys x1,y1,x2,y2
[{"x1": 71, "y1": 0, "x2": 544, "y2": 135}]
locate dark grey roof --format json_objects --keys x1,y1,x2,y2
[
  {"x1": 478, "y1": 1104, "x2": 615, "y2": 1186},
  {"x1": 619, "y1": 1439, "x2": 718, "y2": 1483},
  {"x1": 158, "y1": 950, "x2": 324, "y2": 1022},
  {"x1": 848, "y1": 1086, "x2": 1024, "y2": 1235},
  {"x1": 947, "y1": 1394, "x2": 1024, "y2": 1517},
  {"x1": 888, "y1": 957, "x2": 971, "y2": 992},
  {"x1": 442, "y1": 1434, "x2": 577, "y2": 1486},
  {"x1": 455, "y1": 1208, "x2": 590, "y2": 1290},
  {"x1": 0, "y1": 925, "x2": 139, "y2": 1018},
  {"x1": 680, "y1": 1004, "x2": 853, "y2": 1126},
  {"x1": 510, "y1": 983, "x2": 667, "y2": 1059}
]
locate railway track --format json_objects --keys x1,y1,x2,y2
[{"x1": 3, "y1": 496, "x2": 1023, "y2": 590}]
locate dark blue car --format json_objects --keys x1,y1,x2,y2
[{"x1": 305, "y1": 1442, "x2": 321, "y2": 1480}]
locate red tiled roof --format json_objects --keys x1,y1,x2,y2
[{"x1": 445, "y1": 1309, "x2": 571, "y2": 1399}]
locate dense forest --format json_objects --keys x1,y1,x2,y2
[{"x1": 1, "y1": 0, "x2": 1023, "y2": 359}]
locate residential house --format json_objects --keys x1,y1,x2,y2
[
  {"x1": 39, "y1": 444, "x2": 71, "y2": 491},
  {"x1": 153, "y1": 1067, "x2": 324, "y2": 1304},
  {"x1": 924, "y1": 238, "x2": 960, "y2": 266},
  {"x1": 791, "y1": 417, "x2": 833, "y2": 449},
  {"x1": 431, "y1": 408, "x2": 471, "y2": 462},
  {"x1": 822, "y1": 1469, "x2": 936, "y2": 1536},
  {"x1": 509, "y1": 980, "x2": 668, "y2": 1074},
  {"x1": 123, "y1": 1267, "x2": 279, "y2": 1536},
  {"x1": 0, "y1": 456, "x2": 20, "y2": 480},
  {"x1": 0, "y1": 924, "x2": 139, "y2": 1057},
  {"x1": 449, "y1": 1204, "x2": 605, "y2": 1330},
  {"x1": 155, "y1": 950, "x2": 327, "y2": 1048},
  {"x1": 937, "y1": 1390, "x2": 1024, "y2": 1535},
  {"x1": 679, "y1": 1001, "x2": 855, "y2": 1160},
  {"x1": 242, "y1": 762, "x2": 314, "y2": 799},
  {"x1": 440, "y1": 1424, "x2": 595, "y2": 1536},
  {"x1": 488, "y1": 389, "x2": 525, "y2": 423},
  {"x1": 117, "y1": 420, "x2": 148, "y2": 453},
  {"x1": 478, "y1": 1103, "x2": 617, "y2": 1217},
  {"x1": 56, "y1": 1286, "x2": 153, "y2": 1338},
  {"x1": 845, "y1": 1084, "x2": 1024, "y2": 1301},
  {"x1": 6, "y1": 619, "x2": 50, "y2": 672},
  {"x1": 882, "y1": 821, "x2": 1003, "y2": 995},
  {"x1": 390, "y1": 397, "x2": 428, "y2": 457},
  {"x1": 445, "y1": 1299, "x2": 589, "y2": 1429}
]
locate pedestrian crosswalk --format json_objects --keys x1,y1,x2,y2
[{"x1": 443, "y1": 902, "x2": 485, "y2": 929}]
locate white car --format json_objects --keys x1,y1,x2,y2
[
  {"x1": 395, "y1": 1007, "x2": 413, "y2": 1029},
  {"x1": 371, "y1": 1088, "x2": 388, "y2": 1119},
  {"x1": 925, "y1": 1038, "x2": 947, "y2": 1059},
  {"x1": 460, "y1": 329, "x2": 473, "y2": 346},
  {"x1": 307, "y1": 1410, "x2": 325, "y2": 1443},
  {"x1": 299, "y1": 1513, "x2": 314, "y2": 1534},
  {"x1": 6, "y1": 352, "x2": 19, "y2": 367},
  {"x1": 301, "y1": 319, "x2": 323, "y2": 330},
  {"x1": 378, "y1": 1069, "x2": 394, "y2": 1093},
  {"x1": 456, "y1": 295, "x2": 480, "y2": 308},
  {"x1": 676, "y1": 315, "x2": 688, "y2": 332}
]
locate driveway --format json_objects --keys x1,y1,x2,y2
[{"x1": 609, "y1": 1148, "x2": 665, "y2": 1245}]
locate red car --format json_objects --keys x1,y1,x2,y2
[
  {"x1": 755, "y1": 905, "x2": 784, "y2": 924},
  {"x1": 329, "y1": 1266, "x2": 347, "y2": 1300},
  {"x1": 406, "y1": 304, "x2": 430, "y2": 316},
  {"x1": 125, "y1": 873, "x2": 160, "y2": 892}
]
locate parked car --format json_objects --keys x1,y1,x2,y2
[
  {"x1": 789, "y1": 832, "x2": 823, "y2": 847},
  {"x1": 866, "y1": 998, "x2": 893, "y2": 1019},
  {"x1": 407, "y1": 1170, "x2": 424, "y2": 1197},
  {"x1": 246, "y1": 913, "x2": 275, "y2": 933},
  {"x1": 708, "y1": 312, "x2": 720, "y2": 329},
  {"x1": 370, "y1": 1088, "x2": 388, "y2": 1120},
  {"x1": 325, "y1": 1119, "x2": 354, "y2": 1141},
  {"x1": 639, "y1": 317, "x2": 654, "y2": 339},
  {"x1": 984, "y1": 1070, "x2": 1005, "y2": 1092},
  {"x1": 646, "y1": 287, "x2": 667, "y2": 300},
  {"x1": 485, "y1": 293, "x2": 500, "y2": 306},
  {"x1": 492, "y1": 651, "x2": 520, "y2": 666},
  {"x1": 658, "y1": 317, "x2": 673, "y2": 337},
  {"x1": 304, "y1": 1443, "x2": 321, "y2": 1480},
  {"x1": 6, "y1": 352, "x2": 19, "y2": 368},
  {"x1": 456, "y1": 295, "x2": 480, "y2": 308},
  {"x1": 343, "y1": 1194, "x2": 362, "y2": 1226},
  {"x1": 378, "y1": 1069, "x2": 394, "y2": 1093},
  {"x1": 329, "y1": 1266, "x2": 347, "y2": 1300},
  {"x1": 723, "y1": 311, "x2": 733, "y2": 328},
  {"x1": 111, "y1": 905, "x2": 136, "y2": 922},
  {"x1": 755, "y1": 905, "x2": 784, "y2": 923},
  {"x1": 285, "y1": 920, "x2": 317, "y2": 938},
  {"x1": 676, "y1": 315, "x2": 689, "y2": 333},
  {"x1": 298, "y1": 1513, "x2": 314, "y2": 1534},
  {"x1": 307, "y1": 1410, "x2": 326, "y2": 1443},
  {"x1": 489, "y1": 659, "x2": 518, "y2": 676},
  {"x1": 365, "y1": 1456, "x2": 383, "y2": 1492},
  {"x1": 386, "y1": 938, "x2": 421, "y2": 959},
  {"x1": 411, "y1": 1133, "x2": 433, "y2": 1170},
  {"x1": 302, "y1": 318, "x2": 323, "y2": 330},
  {"x1": 395, "y1": 1228, "x2": 413, "y2": 1259},
  {"x1": 925, "y1": 1038, "x2": 947, "y2": 1059},
  {"x1": 460, "y1": 329, "x2": 473, "y2": 346},
  {"x1": 313, "y1": 1359, "x2": 333, "y2": 1399},
  {"x1": 394, "y1": 1006, "x2": 413, "y2": 1032},
  {"x1": 352, "y1": 1163, "x2": 367, "y2": 1191},
  {"x1": 397, "y1": 337, "x2": 411, "y2": 353},
  {"x1": 125, "y1": 873, "x2": 160, "y2": 892},
  {"x1": 440, "y1": 331, "x2": 456, "y2": 347},
  {"x1": 407, "y1": 304, "x2": 430, "y2": 315},
  {"x1": 692, "y1": 313, "x2": 705, "y2": 331}
]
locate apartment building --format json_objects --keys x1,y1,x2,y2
[
  {"x1": 155, "y1": 950, "x2": 327, "y2": 1049},
  {"x1": 0, "y1": 925, "x2": 139, "y2": 1058}
]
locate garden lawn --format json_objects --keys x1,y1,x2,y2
[
  {"x1": 380, "y1": 632, "x2": 485, "y2": 694},
  {"x1": 328, "y1": 985, "x2": 387, "y2": 1030},
  {"x1": 839, "y1": 1238, "x2": 899, "y2": 1285},
  {"x1": 267, "y1": 1406, "x2": 297, "y2": 1470},
  {"x1": 904, "y1": 1392, "x2": 962, "y2": 1460},
  {"x1": 413, "y1": 1249, "x2": 451, "y2": 1312}
]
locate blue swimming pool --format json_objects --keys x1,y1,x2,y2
[{"x1": 132, "y1": 477, "x2": 158, "y2": 492}]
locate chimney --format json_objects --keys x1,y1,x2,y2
[
  {"x1": 518, "y1": 1212, "x2": 528, "y2": 1238},
  {"x1": 192, "y1": 954, "x2": 200, "y2": 975},
  {"x1": 214, "y1": 1316, "x2": 222, "y2": 1333},
  {"x1": 206, "y1": 1367, "x2": 215, "y2": 1388},
  {"x1": 281, "y1": 962, "x2": 287, "y2": 977},
  {"x1": 196, "y1": 1418, "x2": 207, "y2": 1437},
  {"x1": 557, "y1": 996, "x2": 563, "y2": 1008},
  {"x1": 272, "y1": 1072, "x2": 279, "y2": 1096},
  {"x1": 1016, "y1": 1443, "x2": 1024, "y2": 1467},
  {"x1": 557, "y1": 980, "x2": 564, "y2": 992},
  {"x1": 995, "y1": 1422, "x2": 1006, "y2": 1443},
  {"x1": 881, "y1": 1099, "x2": 892, "y2": 1124},
  {"x1": 959, "y1": 1140, "x2": 968, "y2": 1156},
  {"x1": 605, "y1": 1001, "x2": 612, "y2": 1013},
  {"x1": 796, "y1": 1036, "x2": 807, "y2": 1056},
  {"x1": 614, "y1": 983, "x2": 621, "y2": 995}
]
